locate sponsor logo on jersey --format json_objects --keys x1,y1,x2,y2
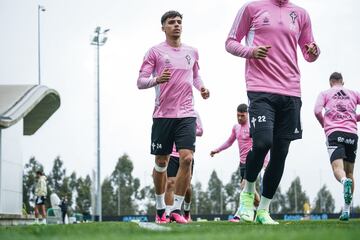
[{"x1": 333, "y1": 90, "x2": 350, "y2": 100}]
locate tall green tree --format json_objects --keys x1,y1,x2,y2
[
  {"x1": 285, "y1": 177, "x2": 309, "y2": 213},
  {"x1": 193, "y1": 181, "x2": 211, "y2": 214},
  {"x1": 69, "y1": 172, "x2": 78, "y2": 191},
  {"x1": 111, "y1": 154, "x2": 141, "y2": 215},
  {"x1": 224, "y1": 166, "x2": 242, "y2": 212},
  {"x1": 102, "y1": 177, "x2": 116, "y2": 216},
  {"x1": 269, "y1": 186, "x2": 286, "y2": 213},
  {"x1": 76, "y1": 175, "x2": 92, "y2": 215},
  {"x1": 58, "y1": 176, "x2": 73, "y2": 206},
  {"x1": 48, "y1": 156, "x2": 66, "y2": 193},
  {"x1": 139, "y1": 185, "x2": 156, "y2": 215},
  {"x1": 312, "y1": 185, "x2": 335, "y2": 213},
  {"x1": 23, "y1": 157, "x2": 44, "y2": 213},
  {"x1": 207, "y1": 170, "x2": 226, "y2": 214}
]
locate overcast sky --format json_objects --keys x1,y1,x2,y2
[{"x1": 1, "y1": 0, "x2": 359, "y2": 211}]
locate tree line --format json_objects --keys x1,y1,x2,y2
[{"x1": 23, "y1": 153, "x2": 357, "y2": 216}]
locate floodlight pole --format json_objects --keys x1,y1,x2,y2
[
  {"x1": 37, "y1": 5, "x2": 45, "y2": 85},
  {"x1": 91, "y1": 26, "x2": 109, "y2": 222}
]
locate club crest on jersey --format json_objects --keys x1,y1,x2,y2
[
  {"x1": 336, "y1": 104, "x2": 347, "y2": 113},
  {"x1": 185, "y1": 55, "x2": 191, "y2": 65},
  {"x1": 289, "y1": 11, "x2": 297, "y2": 24}
]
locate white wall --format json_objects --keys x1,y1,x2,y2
[{"x1": 0, "y1": 121, "x2": 23, "y2": 215}]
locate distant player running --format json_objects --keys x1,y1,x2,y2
[
  {"x1": 165, "y1": 112, "x2": 203, "y2": 222},
  {"x1": 210, "y1": 104, "x2": 269, "y2": 222},
  {"x1": 225, "y1": 0, "x2": 319, "y2": 224},
  {"x1": 314, "y1": 72, "x2": 360, "y2": 221},
  {"x1": 137, "y1": 10, "x2": 210, "y2": 224}
]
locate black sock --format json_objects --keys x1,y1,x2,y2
[{"x1": 157, "y1": 209, "x2": 165, "y2": 216}]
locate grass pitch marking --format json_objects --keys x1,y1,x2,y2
[{"x1": 137, "y1": 222, "x2": 171, "y2": 231}]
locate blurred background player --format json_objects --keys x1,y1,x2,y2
[
  {"x1": 210, "y1": 104, "x2": 269, "y2": 222},
  {"x1": 165, "y1": 112, "x2": 203, "y2": 222},
  {"x1": 137, "y1": 10, "x2": 210, "y2": 224},
  {"x1": 314, "y1": 72, "x2": 360, "y2": 221}
]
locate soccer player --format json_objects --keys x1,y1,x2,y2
[
  {"x1": 34, "y1": 170, "x2": 47, "y2": 224},
  {"x1": 137, "y1": 10, "x2": 210, "y2": 224},
  {"x1": 165, "y1": 112, "x2": 203, "y2": 222},
  {"x1": 210, "y1": 104, "x2": 269, "y2": 222},
  {"x1": 225, "y1": 0, "x2": 320, "y2": 224},
  {"x1": 314, "y1": 72, "x2": 360, "y2": 221}
]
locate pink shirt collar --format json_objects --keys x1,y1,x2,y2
[{"x1": 270, "y1": 0, "x2": 289, "y2": 6}]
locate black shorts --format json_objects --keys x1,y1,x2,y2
[
  {"x1": 35, "y1": 196, "x2": 46, "y2": 206},
  {"x1": 327, "y1": 131, "x2": 358, "y2": 163},
  {"x1": 247, "y1": 92, "x2": 302, "y2": 140},
  {"x1": 151, "y1": 117, "x2": 196, "y2": 155},
  {"x1": 239, "y1": 163, "x2": 246, "y2": 180},
  {"x1": 167, "y1": 156, "x2": 194, "y2": 177}
]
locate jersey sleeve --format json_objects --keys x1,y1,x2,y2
[
  {"x1": 225, "y1": 4, "x2": 254, "y2": 59},
  {"x1": 137, "y1": 48, "x2": 158, "y2": 89},
  {"x1": 298, "y1": 11, "x2": 320, "y2": 62},
  {"x1": 214, "y1": 125, "x2": 237, "y2": 152},
  {"x1": 356, "y1": 91, "x2": 360, "y2": 121},
  {"x1": 192, "y1": 49, "x2": 204, "y2": 91},
  {"x1": 314, "y1": 92, "x2": 325, "y2": 127}
]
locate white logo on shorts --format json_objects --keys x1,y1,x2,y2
[
  {"x1": 251, "y1": 117, "x2": 257, "y2": 128},
  {"x1": 294, "y1": 128, "x2": 299, "y2": 134},
  {"x1": 152, "y1": 142, "x2": 162, "y2": 150}
]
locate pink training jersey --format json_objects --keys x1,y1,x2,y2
[
  {"x1": 137, "y1": 41, "x2": 204, "y2": 118},
  {"x1": 171, "y1": 111, "x2": 203, "y2": 158},
  {"x1": 225, "y1": 0, "x2": 320, "y2": 97},
  {"x1": 214, "y1": 123, "x2": 269, "y2": 167},
  {"x1": 314, "y1": 85, "x2": 360, "y2": 137}
]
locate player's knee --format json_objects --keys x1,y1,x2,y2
[
  {"x1": 180, "y1": 155, "x2": 193, "y2": 167},
  {"x1": 154, "y1": 162, "x2": 167, "y2": 173}
]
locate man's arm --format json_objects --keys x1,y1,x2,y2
[
  {"x1": 193, "y1": 49, "x2": 210, "y2": 99},
  {"x1": 225, "y1": 4, "x2": 254, "y2": 59},
  {"x1": 314, "y1": 92, "x2": 325, "y2": 128},
  {"x1": 137, "y1": 48, "x2": 171, "y2": 89},
  {"x1": 298, "y1": 11, "x2": 320, "y2": 62},
  {"x1": 210, "y1": 126, "x2": 237, "y2": 157},
  {"x1": 356, "y1": 91, "x2": 360, "y2": 121}
]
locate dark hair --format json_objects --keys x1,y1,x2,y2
[
  {"x1": 36, "y1": 170, "x2": 43, "y2": 175},
  {"x1": 329, "y1": 72, "x2": 343, "y2": 81},
  {"x1": 237, "y1": 104, "x2": 248, "y2": 113},
  {"x1": 161, "y1": 10, "x2": 183, "y2": 25}
]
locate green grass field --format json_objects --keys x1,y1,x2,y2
[{"x1": 1, "y1": 220, "x2": 359, "y2": 240}]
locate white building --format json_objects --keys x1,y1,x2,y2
[{"x1": 0, "y1": 85, "x2": 60, "y2": 217}]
